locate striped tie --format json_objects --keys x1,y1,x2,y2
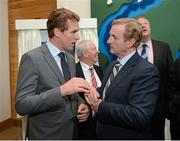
[
  {"x1": 141, "y1": 44, "x2": 148, "y2": 61},
  {"x1": 89, "y1": 67, "x2": 98, "y2": 88},
  {"x1": 102, "y1": 62, "x2": 121, "y2": 100}
]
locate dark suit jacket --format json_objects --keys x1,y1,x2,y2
[
  {"x1": 152, "y1": 40, "x2": 174, "y2": 117},
  {"x1": 76, "y1": 62, "x2": 103, "y2": 139},
  {"x1": 96, "y1": 52, "x2": 159, "y2": 139},
  {"x1": 16, "y1": 44, "x2": 83, "y2": 140},
  {"x1": 169, "y1": 58, "x2": 180, "y2": 121}
]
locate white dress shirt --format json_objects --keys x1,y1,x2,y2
[
  {"x1": 80, "y1": 61, "x2": 102, "y2": 88},
  {"x1": 137, "y1": 40, "x2": 154, "y2": 64},
  {"x1": 117, "y1": 50, "x2": 136, "y2": 67}
]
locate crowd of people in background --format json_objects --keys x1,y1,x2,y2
[{"x1": 15, "y1": 8, "x2": 180, "y2": 140}]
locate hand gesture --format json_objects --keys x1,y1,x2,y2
[
  {"x1": 85, "y1": 87, "x2": 102, "y2": 112},
  {"x1": 77, "y1": 103, "x2": 90, "y2": 122},
  {"x1": 60, "y1": 77, "x2": 90, "y2": 96}
]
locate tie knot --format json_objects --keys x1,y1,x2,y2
[
  {"x1": 58, "y1": 52, "x2": 65, "y2": 59},
  {"x1": 115, "y1": 62, "x2": 121, "y2": 67},
  {"x1": 114, "y1": 61, "x2": 121, "y2": 72},
  {"x1": 89, "y1": 67, "x2": 94, "y2": 71},
  {"x1": 142, "y1": 44, "x2": 148, "y2": 49}
]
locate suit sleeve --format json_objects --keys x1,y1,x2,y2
[
  {"x1": 165, "y1": 44, "x2": 174, "y2": 93},
  {"x1": 168, "y1": 58, "x2": 180, "y2": 117},
  {"x1": 172, "y1": 59, "x2": 180, "y2": 105},
  {"x1": 165, "y1": 44, "x2": 174, "y2": 118},
  {"x1": 16, "y1": 53, "x2": 66, "y2": 116},
  {"x1": 97, "y1": 65, "x2": 159, "y2": 129}
]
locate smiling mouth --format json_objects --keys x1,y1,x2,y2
[{"x1": 72, "y1": 42, "x2": 76, "y2": 47}]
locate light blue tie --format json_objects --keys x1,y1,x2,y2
[{"x1": 141, "y1": 44, "x2": 148, "y2": 61}]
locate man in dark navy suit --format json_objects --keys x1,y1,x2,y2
[
  {"x1": 85, "y1": 18, "x2": 159, "y2": 139},
  {"x1": 75, "y1": 40, "x2": 103, "y2": 139}
]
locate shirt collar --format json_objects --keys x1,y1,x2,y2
[
  {"x1": 139, "y1": 39, "x2": 152, "y2": 49},
  {"x1": 46, "y1": 41, "x2": 64, "y2": 57},
  {"x1": 80, "y1": 61, "x2": 92, "y2": 72},
  {"x1": 117, "y1": 50, "x2": 136, "y2": 66}
]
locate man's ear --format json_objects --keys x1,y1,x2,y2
[
  {"x1": 53, "y1": 28, "x2": 61, "y2": 38},
  {"x1": 82, "y1": 51, "x2": 88, "y2": 58},
  {"x1": 128, "y1": 38, "x2": 136, "y2": 48}
]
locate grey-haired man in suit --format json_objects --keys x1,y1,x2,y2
[
  {"x1": 16, "y1": 8, "x2": 90, "y2": 140},
  {"x1": 76, "y1": 40, "x2": 103, "y2": 139},
  {"x1": 137, "y1": 17, "x2": 174, "y2": 140}
]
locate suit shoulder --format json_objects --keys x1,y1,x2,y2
[
  {"x1": 94, "y1": 64, "x2": 102, "y2": 70},
  {"x1": 22, "y1": 46, "x2": 42, "y2": 58},
  {"x1": 66, "y1": 52, "x2": 75, "y2": 61},
  {"x1": 152, "y1": 39, "x2": 170, "y2": 48},
  {"x1": 138, "y1": 58, "x2": 159, "y2": 73}
]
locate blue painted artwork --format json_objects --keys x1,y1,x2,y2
[{"x1": 99, "y1": 0, "x2": 166, "y2": 61}]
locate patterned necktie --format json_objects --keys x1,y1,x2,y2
[
  {"x1": 141, "y1": 44, "x2": 148, "y2": 61},
  {"x1": 58, "y1": 52, "x2": 71, "y2": 81},
  {"x1": 102, "y1": 61, "x2": 122, "y2": 100},
  {"x1": 89, "y1": 67, "x2": 98, "y2": 88}
]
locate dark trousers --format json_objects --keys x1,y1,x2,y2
[
  {"x1": 150, "y1": 111, "x2": 165, "y2": 140},
  {"x1": 78, "y1": 117, "x2": 97, "y2": 140},
  {"x1": 170, "y1": 120, "x2": 180, "y2": 140}
]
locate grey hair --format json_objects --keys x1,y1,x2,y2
[{"x1": 75, "y1": 40, "x2": 90, "y2": 58}]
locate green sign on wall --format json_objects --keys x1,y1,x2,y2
[{"x1": 91, "y1": 0, "x2": 180, "y2": 69}]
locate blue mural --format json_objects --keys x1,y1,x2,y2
[
  {"x1": 176, "y1": 49, "x2": 180, "y2": 59},
  {"x1": 99, "y1": 0, "x2": 166, "y2": 61}
]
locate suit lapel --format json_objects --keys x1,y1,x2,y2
[
  {"x1": 101, "y1": 61, "x2": 117, "y2": 92},
  {"x1": 105, "y1": 52, "x2": 140, "y2": 100},
  {"x1": 66, "y1": 52, "x2": 75, "y2": 78},
  {"x1": 152, "y1": 40, "x2": 161, "y2": 66},
  {"x1": 76, "y1": 62, "x2": 86, "y2": 79},
  {"x1": 152, "y1": 40, "x2": 157, "y2": 65},
  {"x1": 41, "y1": 44, "x2": 66, "y2": 83},
  {"x1": 94, "y1": 65, "x2": 103, "y2": 80}
]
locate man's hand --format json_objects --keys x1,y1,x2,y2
[
  {"x1": 85, "y1": 87, "x2": 102, "y2": 112},
  {"x1": 85, "y1": 87, "x2": 100, "y2": 106},
  {"x1": 77, "y1": 103, "x2": 90, "y2": 122},
  {"x1": 60, "y1": 77, "x2": 90, "y2": 96},
  {"x1": 90, "y1": 99, "x2": 102, "y2": 112}
]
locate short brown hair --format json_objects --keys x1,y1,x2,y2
[
  {"x1": 112, "y1": 18, "x2": 142, "y2": 48},
  {"x1": 136, "y1": 16, "x2": 149, "y2": 23},
  {"x1": 47, "y1": 8, "x2": 80, "y2": 38}
]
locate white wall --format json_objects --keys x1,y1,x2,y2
[
  {"x1": 0, "y1": 0, "x2": 11, "y2": 122},
  {"x1": 57, "y1": 0, "x2": 91, "y2": 18}
]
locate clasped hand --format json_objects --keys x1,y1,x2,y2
[
  {"x1": 77, "y1": 103, "x2": 90, "y2": 122},
  {"x1": 85, "y1": 87, "x2": 102, "y2": 112}
]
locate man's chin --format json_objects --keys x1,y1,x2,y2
[
  {"x1": 68, "y1": 46, "x2": 74, "y2": 50},
  {"x1": 110, "y1": 50, "x2": 114, "y2": 54}
]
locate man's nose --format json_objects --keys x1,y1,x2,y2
[{"x1": 75, "y1": 33, "x2": 80, "y2": 40}]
